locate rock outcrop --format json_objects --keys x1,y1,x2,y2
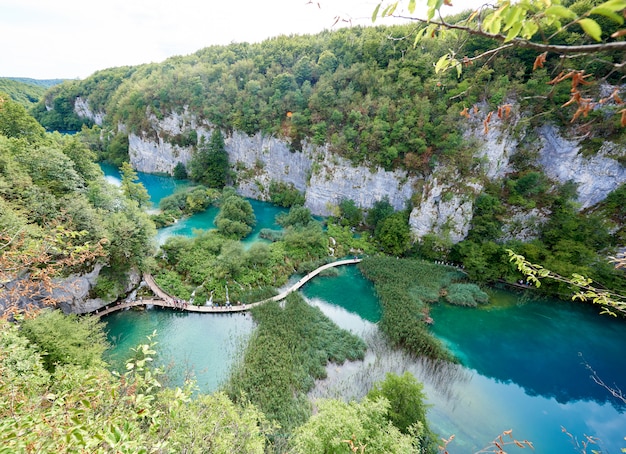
[
  {"x1": 538, "y1": 125, "x2": 626, "y2": 209},
  {"x1": 75, "y1": 101, "x2": 625, "y2": 244},
  {"x1": 73, "y1": 97, "x2": 105, "y2": 126}
]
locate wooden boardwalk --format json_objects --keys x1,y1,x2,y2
[{"x1": 94, "y1": 258, "x2": 362, "y2": 317}]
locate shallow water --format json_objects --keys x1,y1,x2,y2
[
  {"x1": 101, "y1": 166, "x2": 626, "y2": 452},
  {"x1": 104, "y1": 308, "x2": 254, "y2": 391},
  {"x1": 306, "y1": 279, "x2": 626, "y2": 454},
  {"x1": 99, "y1": 163, "x2": 289, "y2": 245}
]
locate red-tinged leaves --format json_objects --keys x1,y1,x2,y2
[
  {"x1": 611, "y1": 28, "x2": 626, "y2": 37},
  {"x1": 533, "y1": 52, "x2": 548, "y2": 70},
  {"x1": 497, "y1": 104, "x2": 512, "y2": 119},
  {"x1": 620, "y1": 109, "x2": 626, "y2": 127},
  {"x1": 460, "y1": 106, "x2": 470, "y2": 118},
  {"x1": 562, "y1": 92, "x2": 581, "y2": 107},
  {"x1": 483, "y1": 111, "x2": 493, "y2": 134}
]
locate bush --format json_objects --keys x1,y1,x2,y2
[
  {"x1": 19, "y1": 310, "x2": 108, "y2": 373},
  {"x1": 445, "y1": 283, "x2": 490, "y2": 307},
  {"x1": 268, "y1": 180, "x2": 305, "y2": 207}
]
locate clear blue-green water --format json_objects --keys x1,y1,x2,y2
[
  {"x1": 102, "y1": 166, "x2": 625, "y2": 452},
  {"x1": 156, "y1": 199, "x2": 287, "y2": 246},
  {"x1": 99, "y1": 163, "x2": 289, "y2": 245},
  {"x1": 100, "y1": 162, "x2": 190, "y2": 208},
  {"x1": 104, "y1": 308, "x2": 254, "y2": 391},
  {"x1": 426, "y1": 288, "x2": 626, "y2": 454}
]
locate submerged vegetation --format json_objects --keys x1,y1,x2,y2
[
  {"x1": 225, "y1": 293, "x2": 366, "y2": 434},
  {"x1": 2, "y1": 1, "x2": 625, "y2": 451},
  {"x1": 359, "y1": 256, "x2": 487, "y2": 362}
]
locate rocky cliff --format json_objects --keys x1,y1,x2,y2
[{"x1": 78, "y1": 104, "x2": 625, "y2": 244}]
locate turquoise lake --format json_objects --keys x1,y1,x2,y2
[{"x1": 101, "y1": 164, "x2": 626, "y2": 453}]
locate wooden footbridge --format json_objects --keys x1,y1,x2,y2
[{"x1": 94, "y1": 258, "x2": 362, "y2": 317}]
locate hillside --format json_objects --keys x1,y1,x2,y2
[
  {"x1": 0, "y1": 77, "x2": 55, "y2": 108},
  {"x1": 33, "y1": 21, "x2": 626, "y2": 298}
]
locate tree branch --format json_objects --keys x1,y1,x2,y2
[{"x1": 394, "y1": 14, "x2": 626, "y2": 55}]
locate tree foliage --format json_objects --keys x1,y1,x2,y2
[
  {"x1": 120, "y1": 161, "x2": 151, "y2": 208},
  {"x1": 0, "y1": 94, "x2": 156, "y2": 314},
  {"x1": 292, "y1": 398, "x2": 423, "y2": 454},
  {"x1": 374, "y1": 0, "x2": 626, "y2": 127},
  {"x1": 366, "y1": 371, "x2": 436, "y2": 450},
  {"x1": 188, "y1": 129, "x2": 229, "y2": 188},
  {"x1": 19, "y1": 309, "x2": 108, "y2": 372},
  {"x1": 0, "y1": 322, "x2": 269, "y2": 453},
  {"x1": 214, "y1": 192, "x2": 256, "y2": 240},
  {"x1": 0, "y1": 78, "x2": 48, "y2": 108},
  {"x1": 508, "y1": 249, "x2": 626, "y2": 316}
]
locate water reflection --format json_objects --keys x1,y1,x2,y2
[{"x1": 431, "y1": 295, "x2": 626, "y2": 411}]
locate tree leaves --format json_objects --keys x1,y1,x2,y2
[
  {"x1": 578, "y1": 18, "x2": 602, "y2": 41},
  {"x1": 545, "y1": 5, "x2": 576, "y2": 19}
]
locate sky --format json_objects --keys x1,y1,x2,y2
[{"x1": 1, "y1": 0, "x2": 482, "y2": 80}]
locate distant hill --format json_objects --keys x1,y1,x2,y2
[
  {"x1": 0, "y1": 77, "x2": 66, "y2": 108},
  {"x1": 6, "y1": 77, "x2": 66, "y2": 88}
]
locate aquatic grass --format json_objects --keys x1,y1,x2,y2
[
  {"x1": 225, "y1": 293, "x2": 366, "y2": 432},
  {"x1": 444, "y1": 283, "x2": 489, "y2": 307},
  {"x1": 230, "y1": 286, "x2": 278, "y2": 304},
  {"x1": 359, "y1": 256, "x2": 459, "y2": 362}
]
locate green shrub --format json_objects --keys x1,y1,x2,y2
[
  {"x1": 268, "y1": 180, "x2": 305, "y2": 207},
  {"x1": 445, "y1": 283, "x2": 489, "y2": 307},
  {"x1": 226, "y1": 294, "x2": 366, "y2": 431}
]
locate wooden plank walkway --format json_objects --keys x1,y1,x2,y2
[{"x1": 93, "y1": 258, "x2": 362, "y2": 317}]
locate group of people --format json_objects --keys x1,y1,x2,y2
[{"x1": 173, "y1": 298, "x2": 188, "y2": 309}]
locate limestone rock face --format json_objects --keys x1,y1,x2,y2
[
  {"x1": 74, "y1": 97, "x2": 105, "y2": 126},
  {"x1": 73, "y1": 98, "x2": 624, "y2": 244},
  {"x1": 128, "y1": 132, "x2": 193, "y2": 175},
  {"x1": 306, "y1": 157, "x2": 417, "y2": 216},
  {"x1": 54, "y1": 264, "x2": 104, "y2": 314},
  {"x1": 538, "y1": 125, "x2": 626, "y2": 209},
  {"x1": 409, "y1": 177, "x2": 479, "y2": 244},
  {"x1": 227, "y1": 131, "x2": 313, "y2": 200},
  {"x1": 227, "y1": 131, "x2": 417, "y2": 216}
]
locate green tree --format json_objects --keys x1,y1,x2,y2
[
  {"x1": 376, "y1": 211, "x2": 411, "y2": 255},
  {"x1": 291, "y1": 398, "x2": 422, "y2": 453},
  {"x1": 19, "y1": 309, "x2": 109, "y2": 373},
  {"x1": 0, "y1": 323, "x2": 270, "y2": 453},
  {"x1": 0, "y1": 92, "x2": 45, "y2": 142},
  {"x1": 173, "y1": 161, "x2": 188, "y2": 179},
  {"x1": 366, "y1": 372, "x2": 433, "y2": 438},
  {"x1": 104, "y1": 206, "x2": 157, "y2": 270},
  {"x1": 276, "y1": 205, "x2": 314, "y2": 228},
  {"x1": 338, "y1": 198, "x2": 363, "y2": 228},
  {"x1": 366, "y1": 196, "x2": 395, "y2": 234},
  {"x1": 215, "y1": 193, "x2": 256, "y2": 240},
  {"x1": 188, "y1": 129, "x2": 229, "y2": 188},
  {"x1": 374, "y1": 0, "x2": 626, "y2": 125},
  {"x1": 104, "y1": 132, "x2": 129, "y2": 166},
  {"x1": 268, "y1": 180, "x2": 305, "y2": 207},
  {"x1": 120, "y1": 162, "x2": 150, "y2": 208}
]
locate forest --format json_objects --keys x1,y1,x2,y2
[
  {"x1": 31, "y1": 4, "x2": 626, "y2": 302},
  {"x1": 1, "y1": 0, "x2": 626, "y2": 451}
]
